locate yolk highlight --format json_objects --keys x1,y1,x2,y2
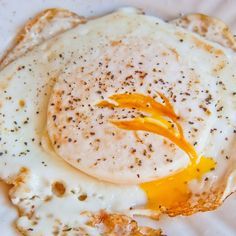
[{"x1": 97, "y1": 93, "x2": 216, "y2": 211}]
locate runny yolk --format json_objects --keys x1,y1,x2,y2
[
  {"x1": 140, "y1": 156, "x2": 215, "y2": 210},
  {"x1": 96, "y1": 93, "x2": 216, "y2": 211}
]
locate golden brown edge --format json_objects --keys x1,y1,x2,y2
[
  {"x1": 0, "y1": 8, "x2": 85, "y2": 69},
  {"x1": 170, "y1": 13, "x2": 236, "y2": 51}
]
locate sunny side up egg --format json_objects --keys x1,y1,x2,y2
[{"x1": 0, "y1": 7, "x2": 236, "y2": 235}]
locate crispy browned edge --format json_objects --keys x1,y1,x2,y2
[
  {"x1": 8, "y1": 168, "x2": 164, "y2": 236},
  {"x1": 171, "y1": 13, "x2": 236, "y2": 51},
  {"x1": 0, "y1": 8, "x2": 85, "y2": 69},
  {"x1": 86, "y1": 211, "x2": 163, "y2": 236},
  {"x1": 157, "y1": 13, "x2": 236, "y2": 217}
]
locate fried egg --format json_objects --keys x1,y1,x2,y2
[{"x1": 0, "y1": 7, "x2": 236, "y2": 235}]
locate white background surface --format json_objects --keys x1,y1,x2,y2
[{"x1": 0, "y1": 0, "x2": 236, "y2": 235}]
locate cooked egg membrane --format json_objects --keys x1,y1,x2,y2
[{"x1": 0, "y1": 7, "x2": 236, "y2": 235}]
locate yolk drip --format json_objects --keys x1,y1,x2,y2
[
  {"x1": 97, "y1": 93, "x2": 216, "y2": 210},
  {"x1": 140, "y1": 156, "x2": 215, "y2": 210}
]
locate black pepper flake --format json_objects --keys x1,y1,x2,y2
[
  {"x1": 217, "y1": 106, "x2": 223, "y2": 112},
  {"x1": 52, "y1": 115, "x2": 56, "y2": 121},
  {"x1": 67, "y1": 117, "x2": 72, "y2": 122},
  {"x1": 131, "y1": 148, "x2": 136, "y2": 154},
  {"x1": 205, "y1": 94, "x2": 212, "y2": 104},
  {"x1": 148, "y1": 144, "x2": 153, "y2": 152},
  {"x1": 18, "y1": 65, "x2": 25, "y2": 70},
  {"x1": 62, "y1": 228, "x2": 72, "y2": 232}
]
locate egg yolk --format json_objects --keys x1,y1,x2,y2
[{"x1": 97, "y1": 93, "x2": 216, "y2": 211}]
